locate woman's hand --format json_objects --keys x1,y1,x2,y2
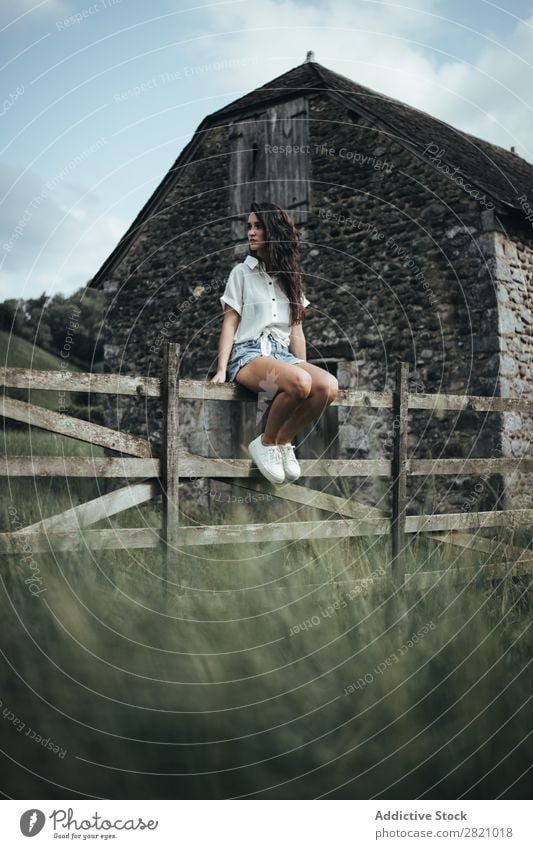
[{"x1": 210, "y1": 369, "x2": 227, "y2": 384}]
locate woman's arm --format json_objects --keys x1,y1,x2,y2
[
  {"x1": 289, "y1": 322, "x2": 306, "y2": 360},
  {"x1": 210, "y1": 307, "x2": 240, "y2": 383}
]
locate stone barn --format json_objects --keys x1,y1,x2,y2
[{"x1": 89, "y1": 58, "x2": 532, "y2": 517}]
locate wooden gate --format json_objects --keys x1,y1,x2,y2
[{"x1": 2, "y1": 343, "x2": 532, "y2": 589}]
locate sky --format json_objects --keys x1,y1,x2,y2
[{"x1": 1, "y1": 0, "x2": 533, "y2": 300}]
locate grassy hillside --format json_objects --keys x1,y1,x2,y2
[
  {"x1": 1, "y1": 330, "x2": 105, "y2": 522},
  {"x1": 0, "y1": 328, "x2": 80, "y2": 369}
]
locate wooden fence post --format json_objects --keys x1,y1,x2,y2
[
  {"x1": 161, "y1": 342, "x2": 181, "y2": 594},
  {"x1": 391, "y1": 360, "x2": 409, "y2": 584}
]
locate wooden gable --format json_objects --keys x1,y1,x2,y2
[{"x1": 229, "y1": 97, "x2": 311, "y2": 239}]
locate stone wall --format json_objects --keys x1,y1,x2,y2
[
  {"x1": 301, "y1": 95, "x2": 506, "y2": 513},
  {"x1": 102, "y1": 123, "x2": 238, "y2": 485},
  {"x1": 490, "y1": 214, "x2": 533, "y2": 510}
]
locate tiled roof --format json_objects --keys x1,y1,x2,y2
[
  {"x1": 311, "y1": 63, "x2": 531, "y2": 210},
  {"x1": 210, "y1": 61, "x2": 531, "y2": 208},
  {"x1": 90, "y1": 61, "x2": 531, "y2": 288}
]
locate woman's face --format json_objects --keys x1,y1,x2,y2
[{"x1": 247, "y1": 212, "x2": 266, "y2": 255}]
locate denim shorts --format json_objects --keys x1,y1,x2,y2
[{"x1": 226, "y1": 332, "x2": 305, "y2": 383}]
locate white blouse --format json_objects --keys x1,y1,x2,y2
[{"x1": 220, "y1": 254, "x2": 310, "y2": 354}]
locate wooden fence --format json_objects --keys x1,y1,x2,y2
[{"x1": 1, "y1": 343, "x2": 532, "y2": 590}]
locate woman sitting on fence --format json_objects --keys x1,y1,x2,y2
[{"x1": 210, "y1": 201, "x2": 338, "y2": 485}]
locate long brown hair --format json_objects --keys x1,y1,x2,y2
[{"x1": 249, "y1": 201, "x2": 306, "y2": 325}]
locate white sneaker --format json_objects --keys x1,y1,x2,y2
[
  {"x1": 247, "y1": 434, "x2": 285, "y2": 485},
  {"x1": 278, "y1": 442, "x2": 301, "y2": 482}
]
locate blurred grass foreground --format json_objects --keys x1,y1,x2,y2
[{"x1": 0, "y1": 480, "x2": 532, "y2": 800}]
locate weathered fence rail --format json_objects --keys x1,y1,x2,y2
[{"x1": 1, "y1": 344, "x2": 532, "y2": 589}]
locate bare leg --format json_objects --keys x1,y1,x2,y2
[
  {"x1": 270, "y1": 362, "x2": 339, "y2": 444},
  {"x1": 234, "y1": 357, "x2": 312, "y2": 445},
  {"x1": 274, "y1": 391, "x2": 331, "y2": 444},
  {"x1": 262, "y1": 388, "x2": 311, "y2": 443},
  {"x1": 234, "y1": 357, "x2": 337, "y2": 446}
]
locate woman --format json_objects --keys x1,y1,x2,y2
[{"x1": 210, "y1": 202, "x2": 338, "y2": 485}]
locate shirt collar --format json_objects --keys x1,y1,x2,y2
[{"x1": 244, "y1": 254, "x2": 260, "y2": 269}]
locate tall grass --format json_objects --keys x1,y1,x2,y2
[
  {"x1": 1, "y1": 430, "x2": 105, "y2": 532},
  {"x1": 1, "y1": 483, "x2": 531, "y2": 800}
]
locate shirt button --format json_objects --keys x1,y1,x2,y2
[{"x1": 272, "y1": 298, "x2": 275, "y2": 301}]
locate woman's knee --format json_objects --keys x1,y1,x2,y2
[
  {"x1": 313, "y1": 376, "x2": 339, "y2": 404},
  {"x1": 285, "y1": 370, "x2": 313, "y2": 400},
  {"x1": 328, "y1": 376, "x2": 339, "y2": 402}
]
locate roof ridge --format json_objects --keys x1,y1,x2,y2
[
  {"x1": 209, "y1": 59, "x2": 526, "y2": 167},
  {"x1": 306, "y1": 63, "x2": 533, "y2": 206},
  {"x1": 205, "y1": 61, "x2": 321, "y2": 121}
]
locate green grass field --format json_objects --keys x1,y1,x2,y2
[
  {"x1": 0, "y1": 504, "x2": 531, "y2": 800},
  {"x1": 1, "y1": 331, "x2": 105, "y2": 527},
  {"x1": 1, "y1": 328, "x2": 74, "y2": 367},
  {"x1": 1, "y1": 478, "x2": 531, "y2": 799},
  {"x1": 0, "y1": 328, "x2": 81, "y2": 412}
]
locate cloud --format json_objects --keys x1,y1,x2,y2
[
  {"x1": 0, "y1": 161, "x2": 128, "y2": 299},
  {"x1": 200, "y1": 0, "x2": 533, "y2": 161},
  {"x1": 2, "y1": 0, "x2": 532, "y2": 303},
  {"x1": 0, "y1": 0, "x2": 71, "y2": 29},
  {"x1": 432, "y1": 13, "x2": 533, "y2": 159}
]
